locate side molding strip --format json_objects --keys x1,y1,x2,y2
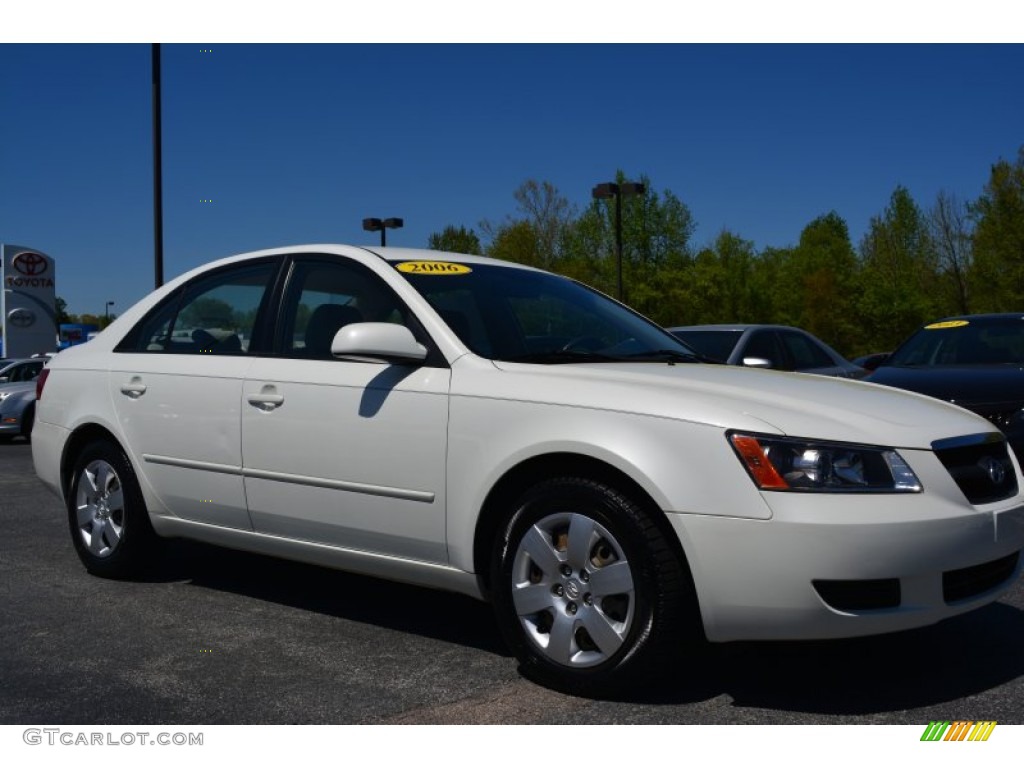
[{"x1": 142, "y1": 454, "x2": 435, "y2": 503}]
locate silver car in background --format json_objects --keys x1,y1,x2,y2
[{"x1": 669, "y1": 323, "x2": 865, "y2": 378}]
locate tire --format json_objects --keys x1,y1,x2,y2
[
  {"x1": 67, "y1": 440, "x2": 159, "y2": 578},
  {"x1": 491, "y1": 476, "x2": 699, "y2": 696},
  {"x1": 20, "y1": 404, "x2": 34, "y2": 441}
]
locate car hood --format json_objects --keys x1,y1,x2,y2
[
  {"x1": 867, "y1": 365, "x2": 1024, "y2": 411},
  {"x1": 478, "y1": 359, "x2": 991, "y2": 448}
]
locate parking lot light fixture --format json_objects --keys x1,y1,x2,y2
[
  {"x1": 591, "y1": 181, "x2": 645, "y2": 301},
  {"x1": 362, "y1": 217, "x2": 405, "y2": 247}
]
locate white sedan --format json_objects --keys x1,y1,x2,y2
[{"x1": 32, "y1": 245, "x2": 1024, "y2": 695}]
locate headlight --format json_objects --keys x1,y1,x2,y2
[{"x1": 729, "y1": 432, "x2": 922, "y2": 493}]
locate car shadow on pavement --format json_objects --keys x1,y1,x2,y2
[
  {"x1": 622, "y1": 599, "x2": 1024, "y2": 713},
  {"x1": 146, "y1": 537, "x2": 1024, "y2": 714},
  {"x1": 147, "y1": 538, "x2": 510, "y2": 658}
]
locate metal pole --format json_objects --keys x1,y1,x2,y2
[
  {"x1": 381, "y1": 229, "x2": 386, "y2": 248},
  {"x1": 152, "y1": 43, "x2": 164, "y2": 288},
  {"x1": 615, "y1": 190, "x2": 623, "y2": 301}
]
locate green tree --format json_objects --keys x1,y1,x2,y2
[
  {"x1": 486, "y1": 219, "x2": 544, "y2": 268},
  {"x1": 969, "y1": 148, "x2": 1024, "y2": 311},
  {"x1": 55, "y1": 296, "x2": 72, "y2": 324},
  {"x1": 746, "y1": 246, "x2": 794, "y2": 328},
  {"x1": 929, "y1": 190, "x2": 973, "y2": 315},
  {"x1": 566, "y1": 172, "x2": 696, "y2": 322},
  {"x1": 481, "y1": 180, "x2": 576, "y2": 271},
  {"x1": 427, "y1": 225, "x2": 483, "y2": 254},
  {"x1": 790, "y1": 212, "x2": 862, "y2": 356},
  {"x1": 858, "y1": 186, "x2": 941, "y2": 350}
]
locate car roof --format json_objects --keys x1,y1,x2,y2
[{"x1": 190, "y1": 244, "x2": 543, "y2": 276}]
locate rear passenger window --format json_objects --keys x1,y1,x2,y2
[{"x1": 121, "y1": 262, "x2": 276, "y2": 355}]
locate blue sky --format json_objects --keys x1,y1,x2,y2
[{"x1": 2, "y1": 42, "x2": 1023, "y2": 318}]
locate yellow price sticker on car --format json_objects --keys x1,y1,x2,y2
[
  {"x1": 397, "y1": 261, "x2": 472, "y2": 275},
  {"x1": 924, "y1": 320, "x2": 970, "y2": 330}
]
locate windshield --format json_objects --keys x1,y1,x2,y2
[
  {"x1": 391, "y1": 260, "x2": 700, "y2": 363},
  {"x1": 888, "y1": 317, "x2": 1024, "y2": 366}
]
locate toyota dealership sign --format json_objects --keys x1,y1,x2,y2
[{"x1": 2, "y1": 244, "x2": 57, "y2": 357}]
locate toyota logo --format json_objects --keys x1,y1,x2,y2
[
  {"x1": 7, "y1": 308, "x2": 36, "y2": 328},
  {"x1": 12, "y1": 252, "x2": 48, "y2": 277},
  {"x1": 980, "y1": 457, "x2": 1007, "y2": 486}
]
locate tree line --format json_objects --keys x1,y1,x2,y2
[{"x1": 427, "y1": 147, "x2": 1024, "y2": 359}]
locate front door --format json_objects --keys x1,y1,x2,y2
[{"x1": 241, "y1": 256, "x2": 450, "y2": 562}]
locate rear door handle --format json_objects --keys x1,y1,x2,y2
[
  {"x1": 120, "y1": 378, "x2": 147, "y2": 398},
  {"x1": 247, "y1": 391, "x2": 284, "y2": 411}
]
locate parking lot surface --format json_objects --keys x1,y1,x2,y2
[{"x1": 2, "y1": 439, "x2": 1023, "y2": 724}]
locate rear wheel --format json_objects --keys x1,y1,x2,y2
[
  {"x1": 491, "y1": 476, "x2": 699, "y2": 696},
  {"x1": 67, "y1": 440, "x2": 159, "y2": 578}
]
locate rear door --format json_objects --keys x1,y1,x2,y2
[{"x1": 109, "y1": 259, "x2": 278, "y2": 530}]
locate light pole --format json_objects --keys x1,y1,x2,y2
[
  {"x1": 362, "y1": 217, "x2": 404, "y2": 247},
  {"x1": 152, "y1": 43, "x2": 164, "y2": 288},
  {"x1": 105, "y1": 301, "x2": 115, "y2": 322},
  {"x1": 591, "y1": 181, "x2": 645, "y2": 301}
]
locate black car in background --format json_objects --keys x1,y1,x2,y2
[{"x1": 866, "y1": 314, "x2": 1024, "y2": 462}]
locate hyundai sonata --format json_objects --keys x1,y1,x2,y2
[{"x1": 32, "y1": 245, "x2": 1024, "y2": 695}]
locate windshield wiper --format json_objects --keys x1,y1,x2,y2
[
  {"x1": 504, "y1": 349, "x2": 714, "y2": 365},
  {"x1": 623, "y1": 349, "x2": 712, "y2": 364},
  {"x1": 502, "y1": 350, "x2": 624, "y2": 364}
]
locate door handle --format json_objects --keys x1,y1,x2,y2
[
  {"x1": 119, "y1": 378, "x2": 147, "y2": 398},
  {"x1": 247, "y1": 392, "x2": 284, "y2": 411}
]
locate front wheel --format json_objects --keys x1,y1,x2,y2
[
  {"x1": 491, "y1": 477, "x2": 699, "y2": 696},
  {"x1": 67, "y1": 440, "x2": 159, "y2": 578}
]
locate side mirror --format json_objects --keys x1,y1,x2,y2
[
  {"x1": 330, "y1": 322, "x2": 427, "y2": 364},
  {"x1": 0, "y1": 376, "x2": 8, "y2": 383},
  {"x1": 742, "y1": 357, "x2": 773, "y2": 369}
]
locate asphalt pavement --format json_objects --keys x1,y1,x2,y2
[{"x1": 2, "y1": 438, "x2": 1024, "y2": 724}]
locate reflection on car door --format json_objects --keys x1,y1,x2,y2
[{"x1": 241, "y1": 256, "x2": 450, "y2": 563}]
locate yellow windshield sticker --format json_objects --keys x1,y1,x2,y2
[
  {"x1": 397, "y1": 261, "x2": 472, "y2": 275},
  {"x1": 924, "y1": 320, "x2": 970, "y2": 330}
]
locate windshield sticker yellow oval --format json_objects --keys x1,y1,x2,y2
[
  {"x1": 397, "y1": 261, "x2": 472, "y2": 275},
  {"x1": 925, "y1": 320, "x2": 970, "y2": 330}
]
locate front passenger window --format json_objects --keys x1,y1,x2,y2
[{"x1": 280, "y1": 259, "x2": 414, "y2": 359}]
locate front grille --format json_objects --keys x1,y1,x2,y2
[
  {"x1": 813, "y1": 578, "x2": 901, "y2": 611},
  {"x1": 943, "y1": 552, "x2": 1020, "y2": 603},
  {"x1": 932, "y1": 433, "x2": 1018, "y2": 505}
]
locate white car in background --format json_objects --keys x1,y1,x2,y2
[{"x1": 32, "y1": 245, "x2": 1024, "y2": 695}]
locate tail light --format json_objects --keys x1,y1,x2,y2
[{"x1": 36, "y1": 367, "x2": 50, "y2": 400}]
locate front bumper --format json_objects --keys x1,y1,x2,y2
[
  {"x1": 670, "y1": 447, "x2": 1024, "y2": 642},
  {"x1": 0, "y1": 411, "x2": 26, "y2": 434}
]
